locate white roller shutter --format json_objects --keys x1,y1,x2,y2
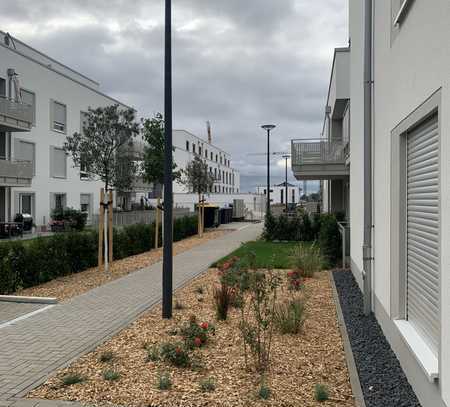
[{"x1": 406, "y1": 114, "x2": 440, "y2": 355}]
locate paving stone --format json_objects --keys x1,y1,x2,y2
[{"x1": 0, "y1": 223, "x2": 261, "y2": 399}]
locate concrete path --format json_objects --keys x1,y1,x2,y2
[{"x1": 0, "y1": 222, "x2": 262, "y2": 404}]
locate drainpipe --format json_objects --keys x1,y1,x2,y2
[{"x1": 363, "y1": 0, "x2": 373, "y2": 316}]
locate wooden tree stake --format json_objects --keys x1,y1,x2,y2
[{"x1": 108, "y1": 190, "x2": 113, "y2": 264}]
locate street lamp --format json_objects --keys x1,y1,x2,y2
[
  {"x1": 261, "y1": 124, "x2": 276, "y2": 215},
  {"x1": 162, "y1": 0, "x2": 173, "y2": 319},
  {"x1": 282, "y1": 154, "x2": 291, "y2": 214}
]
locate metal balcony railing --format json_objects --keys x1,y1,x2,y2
[
  {"x1": 0, "y1": 158, "x2": 33, "y2": 186},
  {"x1": 0, "y1": 96, "x2": 33, "y2": 130},
  {"x1": 291, "y1": 138, "x2": 347, "y2": 167}
]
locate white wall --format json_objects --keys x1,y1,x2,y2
[{"x1": 0, "y1": 40, "x2": 130, "y2": 227}]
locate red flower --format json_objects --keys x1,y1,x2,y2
[
  {"x1": 194, "y1": 337, "x2": 202, "y2": 347},
  {"x1": 175, "y1": 347, "x2": 182, "y2": 354},
  {"x1": 201, "y1": 322, "x2": 209, "y2": 330},
  {"x1": 222, "y1": 262, "x2": 231, "y2": 271},
  {"x1": 287, "y1": 271, "x2": 295, "y2": 277}
]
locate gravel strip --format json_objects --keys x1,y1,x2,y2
[{"x1": 332, "y1": 270, "x2": 421, "y2": 407}]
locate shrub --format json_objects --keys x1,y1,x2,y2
[
  {"x1": 180, "y1": 317, "x2": 214, "y2": 349},
  {"x1": 51, "y1": 207, "x2": 87, "y2": 231},
  {"x1": 156, "y1": 371, "x2": 172, "y2": 390},
  {"x1": 258, "y1": 383, "x2": 271, "y2": 400},
  {"x1": 99, "y1": 351, "x2": 114, "y2": 363},
  {"x1": 160, "y1": 342, "x2": 190, "y2": 368},
  {"x1": 103, "y1": 370, "x2": 120, "y2": 381},
  {"x1": 286, "y1": 270, "x2": 303, "y2": 290},
  {"x1": 314, "y1": 384, "x2": 329, "y2": 402},
  {"x1": 61, "y1": 373, "x2": 84, "y2": 386},
  {"x1": 146, "y1": 345, "x2": 160, "y2": 362},
  {"x1": 291, "y1": 243, "x2": 323, "y2": 278},
  {"x1": 274, "y1": 297, "x2": 306, "y2": 334},
  {"x1": 213, "y1": 284, "x2": 233, "y2": 321},
  {"x1": 199, "y1": 377, "x2": 216, "y2": 392},
  {"x1": 0, "y1": 215, "x2": 198, "y2": 295},
  {"x1": 318, "y1": 214, "x2": 342, "y2": 267}
]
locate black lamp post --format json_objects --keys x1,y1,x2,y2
[
  {"x1": 162, "y1": 0, "x2": 173, "y2": 319},
  {"x1": 261, "y1": 124, "x2": 276, "y2": 215}
]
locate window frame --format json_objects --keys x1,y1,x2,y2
[
  {"x1": 20, "y1": 88, "x2": 36, "y2": 126},
  {"x1": 50, "y1": 146, "x2": 67, "y2": 179},
  {"x1": 50, "y1": 99, "x2": 67, "y2": 134}
]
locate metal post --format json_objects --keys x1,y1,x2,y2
[
  {"x1": 285, "y1": 156, "x2": 288, "y2": 213},
  {"x1": 266, "y1": 129, "x2": 270, "y2": 215},
  {"x1": 162, "y1": 0, "x2": 173, "y2": 319}
]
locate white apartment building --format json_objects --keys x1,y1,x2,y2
[
  {"x1": 255, "y1": 182, "x2": 300, "y2": 206},
  {"x1": 293, "y1": 1, "x2": 450, "y2": 406},
  {"x1": 172, "y1": 129, "x2": 240, "y2": 195},
  {"x1": 0, "y1": 31, "x2": 132, "y2": 229}
]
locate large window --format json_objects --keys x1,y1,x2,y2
[
  {"x1": 80, "y1": 193, "x2": 92, "y2": 222},
  {"x1": 53, "y1": 193, "x2": 66, "y2": 211},
  {"x1": 15, "y1": 140, "x2": 35, "y2": 175},
  {"x1": 51, "y1": 147, "x2": 67, "y2": 178},
  {"x1": 21, "y1": 89, "x2": 36, "y2": 125},
  {"x1": 19, "y1": 193, "x2": 34, "y2": 216},
  {"x1": 51, "y1": 100, "x2": 67, "y2": 133}
]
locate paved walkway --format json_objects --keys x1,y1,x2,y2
[{"x1": 0, "y1": 223, "x2": 262, "y2": 403}]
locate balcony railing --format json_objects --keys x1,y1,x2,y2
[
  {"x1": 0, "y1": 158, "x2": 33, "y2": 186},
  {"x1": 0, "y1": 96, "x2": 33, "y2": 132},
  {"x1": 291, "y1": 138, "x2": 347, "y2": 166}
]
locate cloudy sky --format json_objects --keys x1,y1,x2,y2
[{"x1": 0, "y1": 0, "x2": 348, "y2": 186}]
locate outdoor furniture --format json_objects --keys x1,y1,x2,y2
[{"x1": 0, "y1": 222, "x2": 23, "y2": 238}]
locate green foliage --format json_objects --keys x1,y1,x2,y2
[
  {"x1": 62, "y1": 373, "x2": 84, "y2": 386},
  {"x1": 51, "y1": 207, "x2": 87, "y2": 231},
  {"x1": 103, "y1": 369, "x2": 120, "y2": 381},
  {"x1": 146, "y1": 345, "x2": 160, "y2": 362},
  {"x1": 141, "y1": 113, "x2": 181, "y2": 190},
  {"x1": 258, "y1": 383, "x2": 271, "y2": 400},
  {"x1": 291, "y1": 242, "x2": 323, "y2": 278},
  {"x1": 156, "y1": 371, "x2": 172, "y2": 390},
  {"x1": 274, "y1": 297, "x2": 306, "y2": 334},
  {"x1": 181, "y1": 155, "x2": 215, "y2": 195},
  {"x1": 314, "y1": 384, "x2": 330, "y2": 402},
  {"x1": 64, "y1": 105, "x2": 139, "y2": 192},
  {"x1": 99, "y1": 351, "x2": 114, "y2": 363},
  {"x1": 318, "y1": 214, "x2": 342, "y2": 267},
  {"x1": 160, "y1": 342, "x2": 191, "y2": 368},
  {"x1": 179, "y1": 317, "x2": 214, "y2": 349},
  {"x1": 0, "y1": 215, "x2": 198, "y2": 295},
  {"x1": 199, "y1": 377, "x2": 216, "y2": 392}
]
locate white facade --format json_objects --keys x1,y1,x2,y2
[
  {"x1": 347, "y1": 1, "x2": 450, "y2": 406},
  {"x1": 0, "y1": 31, "x2": 130, "y2": 227},
  {"x1": 172, "y1": 129, "x2": 240, "y2": 195},
  {"x1": 255, "y1": 182, "x2": 300, "y2": 205}
]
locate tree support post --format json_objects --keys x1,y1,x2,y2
[{"x1": 108, "y1": 190, "x2": 113, "y2": 265}]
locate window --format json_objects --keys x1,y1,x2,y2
[
  {"x1": 51, "y1": 100, "x2": 67, "y2": 133},
  {"x1": 193, "y1": 144, "x2": 196, "y2": 154},
  {"x1": 19, "y1": 193, "x2": 34, "y2": 216},
  {"x1": 80, "y1": 154, "x2": 89, "y2": 180},
  {"x1": 80, "y1": 194, "x2": 92, "y2": 222},
  {"x1": 205, "y1": 149, "x2": 208, "y2": 158},
  {"x1": 54, "y1": 193, "x2": 66, "y2": 211},
  {"x1": 51, "y1": 147, "x2": 67, "y2": 178},
  {"x1": 210, "y1": 152, "x2": 213, "y2": 160},
  {"x1": 0, "y1": 132, "x2": 6, "y2": 159},
  {"x1": 214, "y1": 168, "x2": 217, "y2": 179},
  {"x1": 199, "y1": 146, "x2": 202, "y2": 156},
  {"x1": 20, "y1": 89, "x2": 36, "y2": 125},
  {"x1": 15, "y1": 140, "x2": 35, "y2": 175},
  {"x1": 186, "y1": 140, "x2": 190, "y2": 151},
  {"x1": 215, "y1": 154, "x2": 218, "y2": 162},
  {"x1": 292, "y1": 189, "x2": 295, "y2": 203}
]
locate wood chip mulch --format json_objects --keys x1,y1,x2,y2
[
  {"x1": 29, "y1": 270, "x2": 355, "y2": 407},
  {"x1": 15, "y1": 230, "x2": 229, "y2": 302}
]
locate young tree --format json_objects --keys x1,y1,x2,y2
[
  {"x1": 64, "y1": 104, "x2": 139, "y2": 271},
  {"x1": 181, "y1": 155, "x2": 215, "y2": 236}
]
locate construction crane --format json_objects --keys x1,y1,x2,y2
[{"x1": 247, "y1": 152, "x2": 293, "y2": 212}]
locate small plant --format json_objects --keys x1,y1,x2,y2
[
  {"x1": 61, "y1": 373, "x2": 84, "y2": 386},
  {"x1": 314, "y1": 384, "x2": 330, "y2": 402},
  {"x1": 274, "y1": 297, "x2": 306, "y2": 334},
  {"x1": 146, "y1": 345, "x2": 160, "y2": 362},
  {"x1": 195, "y1": 286, "x2": 204, "y2": 294},
  {"x1": 103, "y1": 369, "x2": 120, "y2": 381},
  {"x1": 167, "y1": 327, "x2": 179, "y2": 336},
  {"x1": 291, "y1": 242, "x2": 323, "y2": 278},
  {"x1": 179, "y1": 316, "x2": 214, "y2": 349},
  {"x1": 190, "y1": 354, "x2": 206, "y2": 372},
  {"x1": 199, "y1": 377, "x2": 216, "y2": 392},
  {"x1": 287, "y1": 270, "x2": 303, "y2": 291},
  {"x1": 258, "y1": 383, "x2": 271, "y2": 400},
  {"x1": 213, "y1": 283, "x2": 232, "y2": 320},
  {"x1": 174, "y1": 300, "x2": 184, "y2": 310},
  {"x1": 156, "y1": 371, "x2": 172, "y2": 390},
  {"x1": 160, "y1": 342, "x2": 190, "y2": 368},
  {"x1": 99, "y1": 351, "x2": 114, "y2": 363}
]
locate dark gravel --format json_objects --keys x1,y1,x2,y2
[{"x1": 333, "y1": 270, "x2": 422, "y2": 407}]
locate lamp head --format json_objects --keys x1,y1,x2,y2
[{"x1": 261, "y1": 124, "x2": 276, "y2": 131}]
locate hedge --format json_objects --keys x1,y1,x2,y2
[
  {"x1": 263, "y1": 212, "x2": 342, "y2": 267},
  {"x1": 0, "y1": 215, "x2": 198, "y2": 295}
]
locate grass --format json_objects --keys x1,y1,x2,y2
[
  {"x1": 99, "y1": 351, "x2": 114, "y2": 363},
  {"x1": 156, "y1": 372, "x2": 172, "y2": 390},
  {"x1": 314, "y1": 384, "x2": 330, "y2": 402},
  {"x1": 213, "y1": 240, "x2": 309, "y2": 269},
  {"x1": 103, "y1": 370, "x2": 121, "y2": 381},
  {"x1": 61, "y1": 373, "x2": 84, "y2": 386}
]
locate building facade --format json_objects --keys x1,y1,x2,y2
[
  {"x1": 292, "y1": 1, "x2": 450, "y2": 406},
  {"x1": 255, "y1": 182, "x2": 300, "y2": 206},
  {"x1": 172, "y1": 129, "x2": 240, "y2": 195},
  {"x1": 0, "y1": 31, "x2": 131, "y2": 228}
]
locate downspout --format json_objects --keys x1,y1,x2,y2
[{"x1": 363, "y1": 0, "x2": 373, "y2": 315}]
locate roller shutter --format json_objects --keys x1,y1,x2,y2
[{"x1": 406, "y1": 114, "x2": 440, "y2": 355}]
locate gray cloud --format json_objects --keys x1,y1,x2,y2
[{"x1": 0, "y1": 0, "x2": 348, "y2": 185}]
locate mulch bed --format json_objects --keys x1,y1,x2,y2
[
  {"x1": 16, "y1": 230, "x2": 229, "y2": 302},
  {"x1": 29, "y1": 270, "x2": 355, "y2": 407},
  {"x1": 332, "y1": 270, "x2": 421, "y2": 407}
]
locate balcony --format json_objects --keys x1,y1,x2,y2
[
  {"x1": 0, "y1": 96, "x2": 33, "y2": 132},
  {"x1": 0, "y1": 159, "x2": 33, "y2": 187},
  {"x1": 291, "y1": 139, "x2": 349, "y2": 180}
]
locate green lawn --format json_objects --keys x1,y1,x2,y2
[{"x1": 213, "y1": 240, "x2": 308, "y2": 269}]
